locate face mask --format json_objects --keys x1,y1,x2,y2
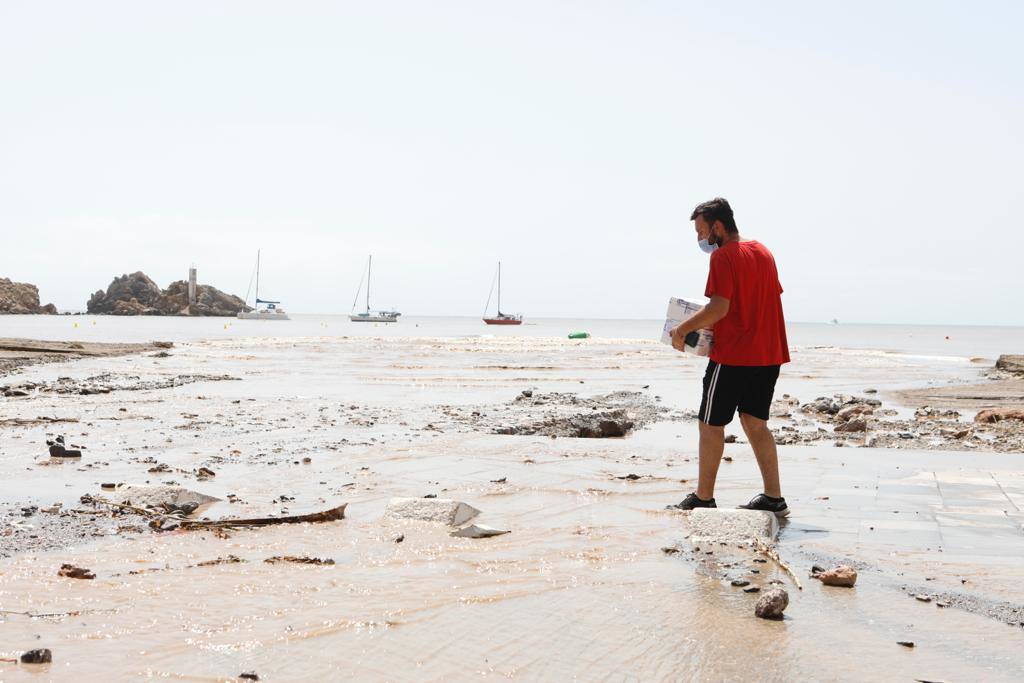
[{"x1": 698, "y1": 228, "x2": 718, "y2": 254}]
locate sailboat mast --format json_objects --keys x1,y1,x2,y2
[
  {"x1": 497, "y1": 261, "x2": 501, "y2": 313},
  {"x1": 255, "y1": 250, "x2": 260, "y2": 306},
  {"x1": 366, "y1": 255, "x2": 372, "y2": 313}
]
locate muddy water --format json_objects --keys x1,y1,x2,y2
[{"x1": 1, "y1": 331, "x2": 1020, "y2": 680}]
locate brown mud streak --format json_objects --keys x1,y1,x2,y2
[{"x1": 0, "y1": 337, "x2": 164, "y2": 377}]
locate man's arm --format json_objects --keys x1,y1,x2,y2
[{"x1": 670, "y1": 296, "x2": 729, "y2": 351}]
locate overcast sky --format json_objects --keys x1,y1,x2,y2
[{"x1": 2, "y1": 1, "x2": 1021, "y2": 324}]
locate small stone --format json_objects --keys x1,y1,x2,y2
[
  {"x1": 754, "y1": 587, "x2": 789, "y2": 620},
  {"x1": 394, "y1": 534, "x2": 405, "y2": 543},
  {"x1": 743, "y1": 585, "x2": 761, "y2": 593},
  {"x1": 58, "y1": 563, "x2": 95, "y2": 580},
  {"x1": 915, "y1": 594, "x2": 932, "y2": 603},
  {"x1": 101, "y1": 482, "x2": 116, "y2": 489},
  {"x1": 897, "y1": 640, "x2": 915, "y2": 648},
  {"x1": 239, "y1": 672, "x2": 260, "y2": 681},
  {"x1": 302, "y1": 457, "x2": 311, "y2": 464},
  {"x1": 815, "y1": 565, "x2": 857, "y2": 588},
  {"x1": 661, "y1": 546, "x2": 680, "y2": 555},
  {"x1": 20, "y1": 648, "x2": 52, "y2": 664},
  {"x1": 724, "y1": 434, "x2": 737, "y2": 444},
  {"x1": 730, "y1": 579, "x2": 750, "y2": 587}
]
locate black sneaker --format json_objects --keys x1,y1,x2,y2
[
  {"x1": 738, "y1": 493, "x2": 790, "y2": 518},
  {"x1": 666, "y1": 492, "x2": 717, "y2": 511}
]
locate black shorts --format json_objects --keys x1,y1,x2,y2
[{"x1": 698, "y1": 361, "x2": 780, "y2": 426}]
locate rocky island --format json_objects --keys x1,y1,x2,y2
[
  {"x1": 87, "y1": 271, "x2": 249, "y2": 316},
  {"x1": 0, "y1": 277, "x2": 57, "y2": 314}
]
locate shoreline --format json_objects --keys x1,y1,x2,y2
[{"x1": 1, "y1": 333, "x2": 1021, "y2": 679}]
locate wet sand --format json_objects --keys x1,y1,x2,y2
[{"x1": 1, "y1": 332, "x2": 1022, "y2": 680}]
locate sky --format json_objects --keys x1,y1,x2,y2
[{"x1": 2, "y1": 1, "x2": 1021, "y2": 324}]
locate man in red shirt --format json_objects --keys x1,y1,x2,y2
[{"x1": 668, "y1": 198, "x2": 791, "y2": 517}]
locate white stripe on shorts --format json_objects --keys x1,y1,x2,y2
[{"x1": 704, "y1": 363, "x2": 722, "y2": 423}]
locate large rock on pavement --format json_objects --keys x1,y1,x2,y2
[
  {"x1": 0, "y1": 277, "x2": 58, "y2": 314},
  {"x1": 755, "y1": 587, "x2": 789, "y2": 619}
]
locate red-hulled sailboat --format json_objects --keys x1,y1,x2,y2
[{"x1": 483, "y1": 261, "x2": 522, "y2": 325}]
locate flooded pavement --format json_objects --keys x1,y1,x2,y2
[{"x1": 1, "y1": 330, "x2": 1022, "y2": 680}]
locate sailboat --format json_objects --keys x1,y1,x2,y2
[
  {"x1": 237, "y1": 250, "x2": 290, "y2": 320},
  {"x1": 483, "y1": 261, "x2": 522, "y2": 325},
  {"x1": 350, "y1": 255, "x2": 401, "y2": 323}
]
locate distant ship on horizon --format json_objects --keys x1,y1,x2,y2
[
  {"x1": 237, "y1": 250, "x2": 289, "y2": 320},
  {"x1": 350, "y1": 255, "x2": 401, "y2": 323},
  {"x1": 483, "y1": 261, "x2": 522, "y2": 326}
]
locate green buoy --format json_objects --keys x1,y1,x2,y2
[{"x1": 568, "y1": 331, "x2": 590, "y2": 339}]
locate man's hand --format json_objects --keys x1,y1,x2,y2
[{"x1": 670, "y1": 324, "x2": 688, "y2": 352}]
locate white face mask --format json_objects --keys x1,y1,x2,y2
[{"x1": 698, "y1": 237, "x2": 718, "y2": 254}]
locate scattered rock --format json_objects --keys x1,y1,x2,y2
[
  {"x1": 58, "y1": 563, "x2": 95, "y2": 580},
  {"x1": 915, "y1": 594, "x2": 932, "y2": 603},
  {"x1": 743, "y1": 585, "x2": 761, "y2": 593},
  {"x1": 239, "y1": 672, "x2": 260, "y2": 681},
  {"x1": 835, "y1": 417, "x2": 868, "y2": 433},
  {"x1": 975, "y1": 408, "x2": 1024, "y2": 424},
  {"x1": 20, "y1": 648, "x2": 52, "y2": 664},
  {"x1": 814, "y1": 565, "x2": 858, "y2": 587},
  {"x1": 730, "y1": 579, "x2": 750, "y2": 587},
  {"x1": 724, "y1": 434, "x2": 737, "y2": 444},
  {"x1": 754, "y1": 587, "x2": 789, "y2": 620},
  {"x1": 897, "y1": 640, "x2": 915, "y2": 648},
  {"x1": 196, "y1": 467, "x2": 216, "y2": 479}
]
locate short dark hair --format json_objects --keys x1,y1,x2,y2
[{"x1": 690, "y1": 197, "x2": 738, "y2": 234}]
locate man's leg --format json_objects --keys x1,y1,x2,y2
[
  {"x1": 696, "y1": 420, "x2": 726, "y2": 500},
  {"x1": 739, "y1": 412, "x2": 781, "y2": 498}
]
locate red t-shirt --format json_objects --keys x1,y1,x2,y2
[{"x1": 704, "y1": 240, "x2": 790, "y2": 366}]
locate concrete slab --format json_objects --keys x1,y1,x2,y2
[
  {"x1": 385, "y1": 497, "x2": 480, "y2": 525},
  {"x1": 109, "y1": 485, "x2": 220, "y2": 508},
  {"x1": 687, "y1": 508, "x2": 779, "y2": 544}
]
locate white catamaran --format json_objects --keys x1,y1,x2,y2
[
  {"x1": 349, "y1": 255, "x2": 401, "y2": 323},
  {"x1": 237, "y1": 250, "x2": 290, "y2": 320}
]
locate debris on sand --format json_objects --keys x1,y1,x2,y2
[
  {"x1": 686, "y1": 509, "x2": 779, "y2": 545},
  {"x1": 46, "y1": 435, "x2": 82, "y2": 458},
  {"x1": 57, "y1": 563, "x2": 95, "y2": 580},
  {"x1": 107, "y1": 485, "x2": 220, "y2": 510},
  {"x1": 812, "y1": 565, "x2": 858, "y2": 587},
  {"x1": 451, "y1": 524, "x2": 510, "y2": 538},
  {"x1": 175, "y1": 504, "x2": 348, "y2": 531},
  {"x1": 385, "y1": 498, "x2": 480, "y2": 526},
  {"x1": 754, "y1": 587, "x2": 789, "y2": 620},
  {"x1": 239, "y1": 672, "x2": 260, "y2": 681},
  {"x1": 20, "y1": 648, "x2": 52, "y2": 664},
  {"x1": 897, "y1": 640, "x2": 915, "y2": 648},
  {"x1": 264, "y1": 556, "x2": 335, "y2": 565},
  {"x1": 974, "y1": 408, "x2": 1024, "y2": 424}
]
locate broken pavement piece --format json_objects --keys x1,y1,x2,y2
[
  {"x1": 385, "y1": 497, "x2": 480, "y2": 526},
  {"x1": 450, "y1": 524, "x2": 510, "y2": 539},
  {"x1": 108, "y1": 485, "x2": 220, "y2": 510},
  {"x1": 686, "y1": 508, "x2": 779, "y2": 545}
]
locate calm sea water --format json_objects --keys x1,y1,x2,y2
[{"x1": 2, "y1": 315, "x2": 1021, "y2": 361}]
